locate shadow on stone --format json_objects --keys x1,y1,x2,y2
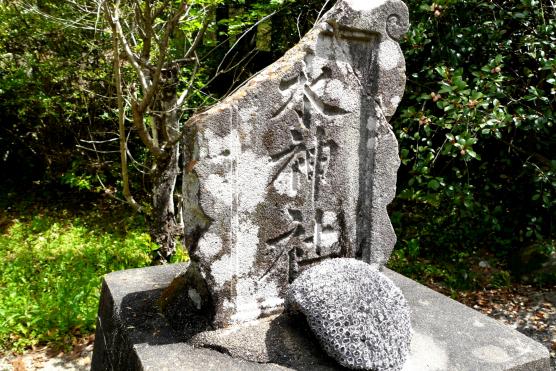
[
  {"x1": 188, "y1": 310, "x2": 347, "y2": 369},
  {"x1": 158, "y1": 262, "x2": 215, "y2": 335},
  {"x1": 263, "y1": 313, "x2": 349, "y2": 370},
  {"x1": 120, "y1": 288, "x2": 211, "y2": 344}
]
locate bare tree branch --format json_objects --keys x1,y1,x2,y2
[
  {"x1": 177, "y1": 52, "x2": 200, "y2": 107},
  {"x1": 138, "y1": 1, "x2": 189, "y2": 113},
  {"x1": 80, "y1": 138, "x2": 119, "y2": 144},
  {"x1": 104, "y1": 0, "x2": 149, "y2": 91},
  {"x1": 183, "y1": 6, "x2": 214, "y2": 61},
  {"x1": 76, "y1": 145, "x2": 120, "y2": 154},
  {"x1": 131, "y1": 100, "x2": 165, "y2": 157},
  {"x1": 111, "y1": 5, "x2": 141, "y2": 212}
]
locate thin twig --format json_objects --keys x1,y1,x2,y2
[
  {"x1": 80, "y1": 138, "x2": 119, "y2": 144},
  {"x1": 76, "y1": 145, "x2": 120, "y2": 154},
  {"x1": 316, "y1": 0, "x2": 334, "y2": 23},
  {"x1": 216, "y1": 11, "x2": 277, "y2": 75}
]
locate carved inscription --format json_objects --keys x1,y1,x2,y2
[{"x1": 265, "y1": 45, "x2": 357, "y2": 280}]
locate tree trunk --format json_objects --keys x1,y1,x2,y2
[
  {"x1": 151, "y1": 67, "x2": 181, "y2": 261},
  {"x1": 152, "y1": 143, "x2": 180, "y2": 261}
]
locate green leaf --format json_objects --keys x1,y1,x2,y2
[
  {"x1": 428, "y1": 179, "x2": 441, "y2": 190},
  {"x1": 467, "y1": 149, "x2": 480, "y2": 159}
]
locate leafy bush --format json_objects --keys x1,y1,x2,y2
[
  {"x1": 0, "y1": 201, "x2": 155, "y2": 351},
  {"x1": 388, "y1": 0, "x2": 555, "y2": 289},
  {"x1": 0, "y1": 2, "x2": 113, "y2": 184}
]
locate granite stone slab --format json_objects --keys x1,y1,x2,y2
[
  {"x1": 91, "y1": 264, "x2": 550, "y2": 370},
  {"x1": 387, "y1": 269, "x2": 550, "y2": 371}
]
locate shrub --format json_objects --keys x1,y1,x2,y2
[{"x1": 389, "y1": 0, "x2": 555, "y2": 288}]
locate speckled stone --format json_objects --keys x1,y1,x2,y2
[
  {"x1": 178, "y1": 0, "x2": 409, "y2": 327},
  {"x1": 286, "y1": 258, "x2": 411, "y2": 371}
]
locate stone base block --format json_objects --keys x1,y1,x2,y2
[{"x1": 91, "y1": 264, "x2": 550, "y2": 371}]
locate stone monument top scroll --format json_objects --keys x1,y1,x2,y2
[{"x1": 182, "y1": 0, "x2": 409, "y2": 327}]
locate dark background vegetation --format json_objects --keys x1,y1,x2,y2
[{"x1": 0, "y1": 0, "x2": 554, "y2": 351}]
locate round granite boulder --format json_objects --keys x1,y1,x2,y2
[{"x1": 286, "y1": 258, "x2": 411, "y2": 371}]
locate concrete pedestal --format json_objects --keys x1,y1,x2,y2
[{"x1": 91, "y1": 264, "x2": 550, "y2": 371}]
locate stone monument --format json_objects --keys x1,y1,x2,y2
[
  {"x1": 91, "y1": 0, "x2": 552, "y2": 369},
  {"x1": 180, "y1": 0, "x2": 408, "y2": 327}
]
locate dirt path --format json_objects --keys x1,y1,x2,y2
[{"x1": 0, "y1": 338, "x2": 93, "y2": 371}]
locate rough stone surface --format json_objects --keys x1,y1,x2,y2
[
  {"x1": 158, "y1": 261, "x2": 214, "y2": 331},
  {"x1": 286, "y1": 258, "x2": 411, "y2": 370},
  {"x1": 91, "y1": 264, "x2": 551, "y2": 371},
  {"x1": 388, "y1": 269, "x2": 552, "y2": 371},
  {"x1": 181, "y1": 0, "x2": 409, "y2": 327},
  {"x1": 189, "y1": 313, "x2": 342, "y2": 369}
]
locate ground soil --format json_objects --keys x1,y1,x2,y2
[
  {"x1": 0, "y1": 336, "x2": 93, "y2": 371},
  {"x1": 457, "y1": 284, "x2": 556, "y2": 370}
]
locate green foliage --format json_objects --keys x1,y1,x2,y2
[
  {"x1": 0, "y1": 1, "x2": 112, "y2": 184},
  {"x1": 60, "y1": 161, "x2": 96, "y2": 191},
  {"x1": 169, "y1": 246, "x2": 191, "y2": 264},
  {"x1": 389, "y1": 0, "x2": 555, "y2": 289},
  {"x1": 0, "y1": 198, "x2": 154, "y2": 352}
]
